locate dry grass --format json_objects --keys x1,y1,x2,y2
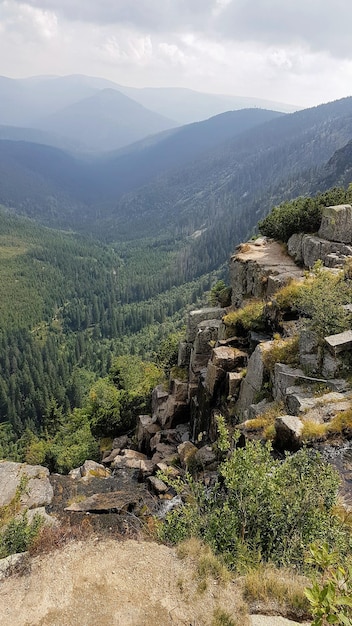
[
  {"x1": 301, "y1": 420, "x2": 327, "y2": 442},
  {"x1": 177, "y1": 538, "x2": 231, "y2": 592},
  {"x1": 274, "y1": 279, "x2": 304, "y2": 310},
  {"x1": 301, "y1": 408, "x2": 352, "y2": 442},
  {"x1": 29, "y1": 517, "x2": 94, "y2": 556},
  {"x1": 243, "y1": 564, "x2": 310, "y2": 618},
  {"x1": 223, "y1": 300, "x2": 265, "y2": 336},
  {"x1": 262, "y1": 335, "x2": 299, "y2": 372},
  {"x1": 244, "y1": 401, "x2": 285, "y2": 438}
]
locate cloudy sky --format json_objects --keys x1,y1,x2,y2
[{"x1": 1, "y1": 0, "x2": 352, "y2": 107}]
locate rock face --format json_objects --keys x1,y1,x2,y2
[
  {"x1": 318, "y1": 204, "x2": 352, "y2": 243},
  {"x1": 230, "y1": 239, "x2": 303, "y2": 307},
  {"x1": 0, "y1": 461, "x2": 53, "y2": 510}
]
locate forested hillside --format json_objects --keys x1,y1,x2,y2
[{"x1": 0, "y1": 208, "x2": 221, "y2": 462}]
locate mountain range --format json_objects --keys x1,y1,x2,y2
[{"x1": 0, "y1": 74, "x2": 297, "y2": 153}]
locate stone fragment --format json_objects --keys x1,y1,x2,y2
[
  {"x1": 121, "y1": 450, "x2": 147, "y2": 460},
  {"x1": 102, "y1": 448, "x2": 121, "y2": 463},
  {"x1": 79, "y1": 460, "x2": 111, "y2": 479},
  {"x1": 318, "y1": 204, "x2": 352, "y2": 243},
  {"x1": 194, "y1": 446, "x2": 216, "y2": 467},
  {"x1": 177, "y1": 441, "x2": 198, "y2": 469},
  {"x1": 147, "y1": 476, "x2": 169, "y2": 494},
  {"x1": 186, "y1": 308, "x2": 225, "y2": 343},
  {"x1": 0, "y1": 461, "x2": 53, "y2": 510},
  {"x1": 112, "y1": 435, "x2": 129, "y2": 450},
  {"x1": 274, "y1": 415, "x2": 304, "y2": 451},
  {"x1": 299, "y1": 329, "x2": 319, "y2": 355},
  {"x1": 169, "y1": 378, "x2": 188, "y2": 403},
  {"x1": 155, "y1": 462, "x2": 180, "y2": 477},
  {"x1": 325, "y1": 330, "x2": 352, "y2": 355}
]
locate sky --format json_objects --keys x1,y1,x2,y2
[{"x1": 1, "y1": 0, "x2": 352, "y2": 108}]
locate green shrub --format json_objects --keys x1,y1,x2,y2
[
  {"x1": 0, "y1": 512, "x2": 43, "y2": 558},
  {"x1": 158, "y1": 440, "x2": 348, "y2": 570},
  {"x1": 258, "y1": 186, "x2": 352, "y2": 242}
]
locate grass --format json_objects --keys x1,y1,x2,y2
[
  {"x1": 301, "y1": 407, "x2": 352, "y2": 442},
  {"x1": 243, "y1": 401, "x2": 285, "y2": 439},
  {"x1": 243, "y1": 564, "x2": 310, "y2": 618},
  {"x1": 262, "y1": 335, "x2": 299, "y2": 372},
  {"x1": 223, "y1": 300, "x2": 265, "y2": 337},
  {"x1": 177, "y1": 538, "x2": 231, "y2": 592},
  {"x1": 29, "y1": 517, "x2": 94, "y2": 555}
]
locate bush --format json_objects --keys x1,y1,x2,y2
[
  {"x1": 258, "y1": 186, "x2": 352, "y2": 242},
  {"x1": 0, "y1": 512, "x2": 43, "y2": 558},
  {"x1": 158, "y1": 440, "x2": 348, "y2": 570}
]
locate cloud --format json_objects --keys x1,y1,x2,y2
[{"x1": 5, "y1": 0, "x2": 352, "y2": 59}]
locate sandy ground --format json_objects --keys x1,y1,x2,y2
[
  {"x1": 0, "y1": 538, "x2": 311, "y2": 626},
  {"x1": 0, "y1": 538, "x2": 247, "y2": 626}
]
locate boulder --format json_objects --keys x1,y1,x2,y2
[
  {"x1": 287, "y1": 232, "x2": 304, "y2": 263},
  {"x1": 235, "y1": 342, "x2": 273, "y2": 419},
  {"x1": 112, "y1": 435, "x2": 130, "y2": 450},
  {"x1": 186, "y1": 308, "x2": 225, "y2": 343},
  {"x1": 247, "y1": 399, "x2": 274, "y2": 419},
  {"x1": 102, "y1": 448, "x2": 121, "y2": 463},
  {"x1": 65, "y1": 491, "x2": 139, "y2": 513},
  {"x1": 0, "y1": 552, "x2": 28, "y2": 581},
  {"x1": 0, "y1": 461, "x2": 53, "y2": 510},
  {"x1": 177, "y1": 441, "x2": 198, "y2": 469},
  {"x1": 194, "y1": 445, "x2": 217, "y2": 468},
  {"x1": 147, "y1": 476, "x2": 169, "y2": 494},
  {"x1": 299, "y1": 329, "x2": 319, "y2": 355},
  {"x1": 274, "y1": 415, "x2": 304, "y2": 451},
  {"x1": 321, "y1": 352, "x2": 340, "y2": 378},
  {"x1": 318, "y1": 204, "x2": 352, "y2": 243},
  {"x1": 273, "y1": 363, "x2": 306, "y2": 401},
  {"x1": 136, "y1": 415, "x2": 161, "y2": 452},
  {"x1": 169, "y1": 378, "x2": 188, "y2": 403},
  {"x1": 325, "y1": 330, "x2": 352, "y2": 355},
  {"x1": 79, "y1": 460, "x2": 111, "y2": 480}
]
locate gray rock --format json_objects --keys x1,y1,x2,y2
[
  {"x1": 186, "y1": 308, "x2": 225, "y2": 343},
  {"x1": 247, "y1": 399, "x2": 274, "y2": 419},
  {"x1": 300, "y1": 353, "x2": 320, "y2": 373},
  {"x1": 177, "y1": 341, "x2": 192, "y2": 367},
  {"x1": 0, "y1": 461, "x2": 53, "y2": 510},
  {"x1": 0, "y1": 552, "x2": 28, "y2": 581},
  {"x1": 147, "y1": 476, "x2": 169, "y2": 494},
  {"x1": 321, "y1": 352, "x2": 340, "y2": 378},
  {"x1": 318, "y1": 204, "x2": 352, "y2": 243},
  {"x1": 112, "y1": 435, "x2": 130, "y2": 450},
  {"x1": 235, "y1": 342, "x2": 273, "y2": 419},
  {"x1": 194, "y1": 446, "x2": 217, "y2": 467},
  {"x1": 287, "y1": 232, "x2": 304, "y2": 263},
  {"x1": 325, "y1": 330, "x2": 352, "y2": 355},
  {"x1": 273, "y1": 363, "x2": 306, "y2": 401},
  {"x1": 275, "y1": 415, "x2": 304, "y2": 450},
  {"x1": 299, "y1": 329, "x2": 319, "y2": 355}
]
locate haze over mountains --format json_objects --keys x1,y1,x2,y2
[{"x1": 0, "y1": 74, "x2": 297, "y2": 153}]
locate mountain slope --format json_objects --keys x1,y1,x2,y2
[
  {"x1": 0, "y1": 108, "x2": 283, "y2": 222},
  {"x1": 113, "y1": 85, "x2": 298, "y2": 123},
  {"x1": 37, "y1": 88, "x2": 177, "y2": 152}
]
